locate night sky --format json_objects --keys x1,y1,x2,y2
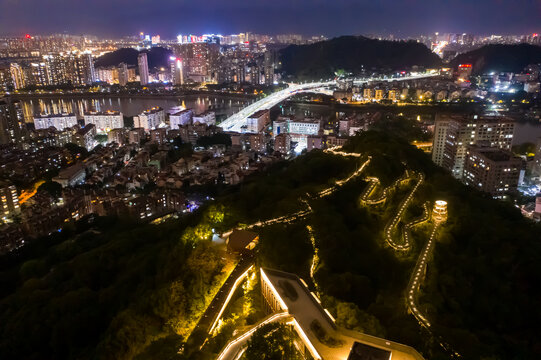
[{"x1": 0, "y1": 0, "x2": 540, "y2": 37}]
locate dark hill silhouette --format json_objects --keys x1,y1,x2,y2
[
  {"x1": 451, "y1": 43, "x2": 541, "y2": 74},
  {"x1": 279, "y1": 35, "x2": 442, "y2": 80},
  {"x1": 94, "y1": 47, "x2": 173, "y2": 70}
]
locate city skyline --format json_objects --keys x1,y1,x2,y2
[{"x1": 0, "y1": 0, "x2": 540, "y2": 38}]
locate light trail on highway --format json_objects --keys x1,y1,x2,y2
[{"x1": 219, "y1": 73, "x2": 439, "y2": 132}]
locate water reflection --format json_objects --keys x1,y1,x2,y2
[{"x1": 21, "y1": 96, "x2": 246, "y2": 123}]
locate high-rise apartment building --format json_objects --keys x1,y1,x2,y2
[
  {"x1": 169, "y1": 57, "x2": 184, "y2": 85},
  {"x1": 463, "y1": 145, "x2": 523, "y2": 198},
  {"x1": 9, "y1": 63, "x2": 25, "y2": 89},
  {"x1": 0, "y1": 97, "x2": 24, "y2": 144},
  {"x1": 169, "y1": 109, "x2": 193, "y2": 129},
  {"x1": 34, "y1": 113, "x2": 78, "y2": 131},
  {"x1": 134, "y1": 107, "x2": 165, "y2": 131},
  {"x1": 432, "y1": 114, "x2": 515, "y2": 179},
  {"x1": 25, "y1": 62, "x2": 49, "y2": 86},
  {"x1": 245, "y1": 110, "x2": 270, "y2": 133},
  {"x1": 118, "y1": 62, "x2": 129, "y2": 86},
  {"x1": 0, "y1": 182, "x2": 20, "y2": 218},
  {"x1": 41, "y1": 52, "x2": 94, "y2": 86},
  {"x1": 264, "y1": 51, "x2": 275, "y2": 85},
  {"x1": 192, "y1": 111, "x2": 216, "y2": 126},
  {"x1": 138, "y1": 52, "x2": 149, "y2": 85},
  {"x1": 171, "y1": 43, "x2": 219, "y2": 82},
  {"x1": 84, "y1": 111, "x2": 124, "y2": 132}
]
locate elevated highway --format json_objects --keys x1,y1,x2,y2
[{"x1": 218, "y1": 73, "x2": 439, "y2": 132}]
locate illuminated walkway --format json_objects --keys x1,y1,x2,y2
[
  {"x1": 406, "y1": 223, "x2": 439, "y2": 329},
  {"x1": 217, "y1": 311, "x2": 291, "y2": 360},
  {"x1": 383, "y1": 172, "x2": 425, "y2": 251},
  {"x1": 360, "y1": 171, "x2": 411, "y2": 205},
  {"x1": 242, "y1": 152, "x2": 370, "y2": 230},
  {"x1": 210, "y1": 148, "x2": 458, "y2": 359}
]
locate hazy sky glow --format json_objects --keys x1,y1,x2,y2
[{"x1": 0, "y1": 0, "x2": 540, "y2": 37}]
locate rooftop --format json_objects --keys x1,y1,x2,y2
[
  {"x1": 84, "y1": 110, "x2": 121, "y2": 116},
  {"x1": 141, "y1": 107, "x2": 164, "y2": 115},
  {"x1": 468, "y1": 146, "x2": 518, "y2": 162},
  {"x1": 171, "y1": 109, "x2": 193, "y2": 116},
  {"x1": 261, "y1": 268, "x2": 424, "y2": 360},
  {"x1": 35, "y1": 113, "x2": 76, "y2": 118},
  {"x1": 249, "y1": 109, "x2": 270, "y2": 118}
]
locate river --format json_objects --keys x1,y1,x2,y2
[
  {"x1": 20, "y1": 95, "x2": 250, "y2": 123},
  {"x1": 20, "y1": 97, "x2": 541, "y2": 145}
]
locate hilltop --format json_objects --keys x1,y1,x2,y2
[
  {"x1": 94, "y1": 47, "x2": 173, "y2": 70},
  {"x1": 451, "y1": 43, "x2": 541, "y2": 74},
  {"x1": 1, "y1": 127, "x2": 540, "y2": 360},
  {"x1": 279, "y1": 36, "x2": 442, "y2": 80}
]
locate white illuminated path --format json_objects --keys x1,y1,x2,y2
[
  {"x1": 383, "y1": 172, "x2": 425, "y2": 251},
  {"x1": 217, "y1": 312, "x2": 291, "y2": 360},
  {"x1": 219, "y1": 73, "x2": 439, "y2": 133}
]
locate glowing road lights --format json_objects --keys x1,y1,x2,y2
[{"x1": 219, "y1": 73, "x2": 439, "y2": 132}]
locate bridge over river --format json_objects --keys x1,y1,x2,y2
[{"x1": 218, "y1": 72, "x2": 439, "y2": 133}]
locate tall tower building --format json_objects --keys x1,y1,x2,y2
[
  {"x1": 138, "y1": 53, "x2": 149, "y2": 85},
  {"x1": 118, "y1": 62, "x2": 129, "y2": 86},
  {"x1": 0, "y1": 182, "x2": 20, "y2": 218},
  {"x1": 9, "y1": 63, "x2": 25, "y2": 90},
  {"x1": 264, "y1": 51, "x2": 275, "y2": 85},
  {"x1": 170, "y1": 57, "x2": 184, "y2": 85},
  {"x1": 0, "y1": 97, "x2": 24, "y2": 145},
  {"x1": 76, "y1": 53, "x2": 95, "y2": 84}
]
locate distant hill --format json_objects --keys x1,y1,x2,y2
[
  {"x1": 94, "y1": 47, "x2": 172, "y2": 70},
  {"x1": 278, "y1": 36, "x2": 442, "y2": 80},
  {"x1": 451, "y1": 44, "x2": 541, "y2": 74}
]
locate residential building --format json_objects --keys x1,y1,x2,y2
[
  {"x1": 128, "y1": 128, "x2": 145, "y2": 144},
  {"x1": 9, "y1": 63, "x2": 25, "y2": 89},
  {"x1": 138, "y1": 52, "x2": 149, "y2": 85},
  {"x1": 84, "y1": 111, "x2": 124, "y2": 133},
  {"x1": 34, "y1": 113, "x2": 77, "y2": 131},
  {"x1": 170, "y1": 57, "x2": 184, "y2": 85},
  {"x1": 0, "y1": 97, "x2": 24, "y2": 144},
  {"x1": 245, "y1": 109, "x2": 270, "y2": 133},
  {"x1": 118, "y1": 62, "x2": 129, "y2": 86},
  {"x1": 274, "y1": 133, "x2": 291, "y2": 153},
  {"x1": 134, "y1": 107, "x2": 165, "y2": 131},
  {"x1": 107, "y1": 128, "x2": 127, "y2": 145},
  {"x1": 74, "y1": 124, "x2": 96, "y2": 150},
  {"x1": 0, "y1": 182, "x2": 20, "y2": 218},
  {"x1": 169, "y1": 109, "x2": 193, "y2": 129},
  {"x1": 463, "y1": 145, "x2": 523, "y2": 198},
  {"x1": 53, "y1": 163, "x2": 86, "y2": 187},
  {"x1": 192, "y1": 111, "x2": 216, "y2": 126},
  {"x1": 150, "y1": 128, "x2": 167, "y2": 144},
  {"x1": 432, "y1": 114, "x2": 515, "y2": 179}
]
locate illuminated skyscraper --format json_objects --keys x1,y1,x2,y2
[
  {"x1": 0, "y1": 181, "x2": 20, "y2": 218},
  {"x1": 170, "y1": 57, "x2": 184, "y2": 85},
  {"x1": 9, "y1": 63, "x2": 25, "y2": 90},
  {"x1": 172, "y1": 43, "x2": 218, "y2": 83},
  {"x1": 77, "y1": 53, "x2": 95, "y2": 84},
  {"x1": 118, "y1": 62, "x2": 129, "y2": 86},
  {"x1": 138, "y1": 52, "x2": 149, "y2": 85},
  {"x1": 0, "y1": 97, "x2": 24, "y2": 145},
  {"x1": 264, "y1": 51, "x2": 275, "y2": 85},
  {"x1": 27, "y1": 62, "x2": 49, "y2": 86}
]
